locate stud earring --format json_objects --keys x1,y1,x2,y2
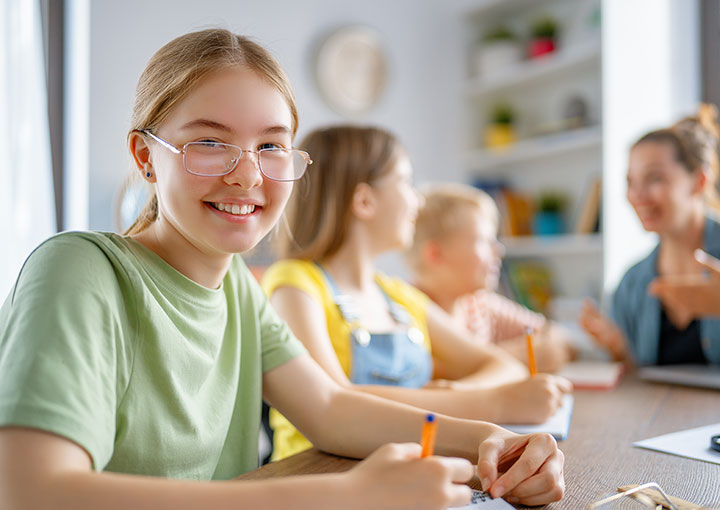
[{"x1": 146, "y1": 171, "x2": 152, "y2": 178}]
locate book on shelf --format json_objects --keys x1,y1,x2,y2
[
  {"x1": 473, "y1": 179, "x2": 533, "y2": 237},
  {"x1": 574, "y1": 176, "x2": 601, "y2": 234},
  {"x1": 503, "y1": 260, "x2": 554, "y2": 315}
]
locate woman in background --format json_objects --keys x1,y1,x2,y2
[
  {"x1": 581, "y1": 104, "x2": 720, "y2": 365},
  {"x1": 263, "y1": 125, "x2": 572, "y2": 462}
]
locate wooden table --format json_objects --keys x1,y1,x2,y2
[{"x1": 240, "y1": 375, "x2": 720, "y2": 508}]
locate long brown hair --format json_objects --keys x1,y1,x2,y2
[
  {"x1": 124, "y1": 29, "x2": 298, "y2": 235},
  {"x1": 278, "y1": 125, "x2": 404, "y2": 261},
  {"x1": 633, "y1": 103, "x2": 720, "y2": 210}
]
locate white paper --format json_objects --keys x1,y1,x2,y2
[
  {"x1": 500, "y1": 394, "x2": 573, "y2": 440},
  {"x1": 633, "y1": 423, "x2": 720, "y2": 465},
  {"x1": 450, "y1": 490, "x2": 515, "y2": 509}
]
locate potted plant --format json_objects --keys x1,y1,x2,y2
[
  {"x1": 533, "y1": 191, "x2": 567, "y2": 235},
  {"x1": 484, "y1": 102, "x2": 517, "y2": 149},
  {"x1": 529, "y1": 16, "x2": 559, "y2": 59},
  {"x1": 474, "y1": 25, "x2": 522, "y2": 77}
]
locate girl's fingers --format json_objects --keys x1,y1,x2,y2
[
  {"x1": 439, "y1": 456, "x2": 475, "y2": 484},
  {"x1": 501, "y1": 451, "x2": 565, "y2": 503},
  {"x1": 476, "y1": 436, "x2": 503, "y2": 491},
  {"x1": 488, "y1": 434, "x2": 558, "y2": 498},
  {"x1": 694, "y1": 249, "x2": 720, "y2": 273}
]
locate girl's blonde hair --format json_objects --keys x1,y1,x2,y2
[
  {"x1": 406, "y1": 183, "x2": 499, "y2": 272},
  {"x1": 633, "y1": 103, "x2": 720, "y2": 210},
  {"x1": 278, "y1": 125, "x2": 405, "y2": 261},
  {"x1": 124, "y1": 28, "x2": 298, "y2": 235}
]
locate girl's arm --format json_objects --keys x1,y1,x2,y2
[
  {"x1": 424, "y1": 301, "x2": 529, "y2": 386},
  {"x1": 264, "y1": 354, "x2": 565, "y2": 505},
  {"x1": 0, "y1": 426, "x2": 473, "y2": 510},
  {"x1": 270, "y1": 286, "x2": 568, "y2": 424}
]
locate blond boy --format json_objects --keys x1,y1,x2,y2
[{"x1": 408, "y1": 183, "x2": 574, "y2": 372}]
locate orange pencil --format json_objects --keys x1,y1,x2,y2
[
  {"x1": 420, "y1": 413, "x2": 437, "y2": 458},
  {"x1": 526, "y1": 327, "x2": 537, "y2": 376}
]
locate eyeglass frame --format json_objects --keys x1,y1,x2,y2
[{"x1": 138, "y1": 129, "x2": 312, "y2": 182}]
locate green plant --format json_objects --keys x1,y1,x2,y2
[
  {"x1": 482, "y1": 25, "x2": 517, "y2": 43},
  {"x1": 538, "y1": 191, "x2": 568, "y2": 213},
  {"x1": 489, "y1": 103, "x2": 515, "y2": 125},
  {"x1": 531, "y1": 16, "x2": 558, "y2": 40}
]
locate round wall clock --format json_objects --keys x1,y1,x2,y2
[{"x1": 315, "y1": 25, "x2": 388, "y2": 116}]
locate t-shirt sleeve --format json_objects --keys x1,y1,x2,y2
[
  {"x1": 0, "y1": 234, "x2": 130, "y2": 470},
  {"x1": 261, "y1": 259, "x2": 326, "y2": 303}
]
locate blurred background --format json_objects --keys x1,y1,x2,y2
[{"x1": 2, "y1": 0, "x2": 718, "y2": 324}]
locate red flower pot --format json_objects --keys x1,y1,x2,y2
[{"x1": 529, "y1": 37, "x2": 556, "y2": 59}]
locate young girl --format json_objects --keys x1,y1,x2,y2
[
  {"x1": 263, "y1": 125, "x2": 572, "y2": 462},
  {"x1": 407, "y1": 183, "x2": 574, "y2": 373},
  {"x1": 581, "y1": 104, "x2": 720, "y2": 365},
  {"x1": 0, "y1": 29, "x2": 565, "y2": 509}
]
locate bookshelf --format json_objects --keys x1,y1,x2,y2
[{"x1": 462, "y1": 0, "x2": 603, "y2": 307}]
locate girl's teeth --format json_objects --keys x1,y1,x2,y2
[{"x1": 214, "y1": 203, "x2": 256, "y2": 215}]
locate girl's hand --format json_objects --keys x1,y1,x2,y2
[
  {"x1": 348, "y1": 443, "x2": 473, "y2": 510},
  {"x1": 493, "y1": 374, "x2": 573, "y2": 424},
  {"x1": 579, "y1": 299, "x2": 628, "y2": 361},
  {"x1": 477, "y1": 429, "x2": 565, "y2": 506}
]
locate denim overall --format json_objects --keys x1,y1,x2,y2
[{"x1": 318, "y1": 265, "x2": 433, "y2": 388}]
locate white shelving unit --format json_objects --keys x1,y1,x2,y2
[{"x1": 463, "y1": 0, "x2": 603, "y2": 306}]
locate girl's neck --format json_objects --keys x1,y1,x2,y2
[
  {"x1": 321, "y1": 232, "x2": 378, "y2": 294},
  {"x1": 133, "y1": 220, "x2": 233, "y2": 289},
  {"x1": 658, "y1": 206, "x2": 706, "y2": 274}
]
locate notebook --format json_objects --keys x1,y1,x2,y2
[
  {"x1": 637, "y1": 365, "x2": 720, "y2": 390},
  {"x1": 556, "y1": 360, "x2": 624, "y2": 390},
  {"x1": 500, "y1": 394, "x2": 574, "y2": 440},
  {"x1": 450, "y1": 490, "x2": 514, "y2": 509},
  {"x1": 633, "y1": 423, "x2": 720, "y2": 465}
]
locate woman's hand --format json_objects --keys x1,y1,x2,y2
[
  {"x1": 649, "y1": 249, "x2": 720, "y2": 325},
  {"x1": 477, "y1": 429, "x2": 565, "y2": 506},
  {"x1": 579, "y1": 299, "x2": 628, "y2": 361},
  {"x1": 348, "y1": 443, "x2": 473, "y2": 510},
  {"x1": 491, "y1": 374, "x2": 573, "y2": 424}
]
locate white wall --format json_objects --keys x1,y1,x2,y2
[
  {"x1": 75, "y1": 0, "x2": 466, "y2": 242},
  {"x1": 602, "y1": 0, "x2": 700, "y2": 296}
]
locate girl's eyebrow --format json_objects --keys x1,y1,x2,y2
[
  {"x1": 179, "y1": 119, "x2": 291, "y2": 136},
  {"x1": 180, "y1": 119, "x2": 232, "y2": 132}
]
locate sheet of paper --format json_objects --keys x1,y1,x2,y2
[
  {"x1": 637, "y1": 365, "x2": 720, "y2": 390},
  {"x1": 450, "y1": 490, "x2": 515, "y2": 509},
  {"x1": 557, "y1": 360, "x2": 623, "y2": 390},
  {"x1": 500, "y1": 394, "x2": 573, "y2": 440},
  {"x1": 633, "y1": 423, "x2": 720, "y2": 465}
]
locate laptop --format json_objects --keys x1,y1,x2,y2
[{"x1": 637, "y1": 364, "x2": 720, "y2": 390}]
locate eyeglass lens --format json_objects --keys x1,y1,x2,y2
[{"x1": 184, "y1": 142, "x2": 307, "y2": 181}]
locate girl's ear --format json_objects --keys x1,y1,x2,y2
[
  {"x1": 693, "y1": 165, "x2": 709, "y2": 195},
  {"x1": 422, "y1": 239, "x2": 444, "y2": 267},
  {"x1": 128, "y1": 131, "x2": 155, "y2": 182},
  {"x1": 351, "y1": 182, "x2": 377, "y2": 220}
]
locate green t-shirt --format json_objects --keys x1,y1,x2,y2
[{"x1": 0, "y1": 231, "x2": 305, "y2": 479}]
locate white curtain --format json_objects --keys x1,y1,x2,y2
[{"x1": 0, "y1": 0, "x2": 56, "y2": 300}]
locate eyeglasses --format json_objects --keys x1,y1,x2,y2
[{"x1": 140, "y1": 130, "x2": 312, "y2": 182}]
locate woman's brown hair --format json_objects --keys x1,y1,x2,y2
[
  {"x1": 633, "y1": 103, "x2": 720, "y2": 209},
  {"x1": 124, "y1": 28, "x2": 298, "y2": 235},
  {"x1": 278, "y1": 125, "x2": 405, "y2": 261}
]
